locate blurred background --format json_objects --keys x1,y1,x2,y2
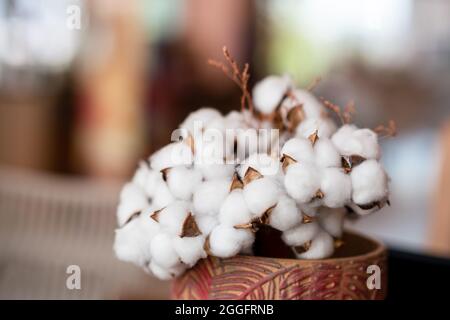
[{"x1": 0, "y1": 0, "x2": 449, "y2": 299}]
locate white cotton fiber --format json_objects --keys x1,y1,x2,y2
[
  {"x1": 172, "y1": 235, "x2": 207, "y2": 267},
  {"x1": 253, "y1": 75, "x2": 291, "y2": 114},
  {"x1": 114, "y1": 219, "x2": 151, "y2": 267},
  {"x1": 166, "y1": 166, "x2": 202, "y2": 200},
  {"x1": 313, "y1": 138, "x2": 341, "y2": 168},
  {"x1": 318, "y1": 207, "x2": 345, "y2": 238},
  {"x1": 117, "y1": 182, "x2": 149, "y2": 226},
  {"x1": 195, "y1": 162, "x2": 235, "y2": 181},
  {"x1": 152, "y1": 180, "x2": 175, "y2": 210},
  {"x1": 281, "y1": 138, "x2": 315, "y2": 164},
  {"x1": 243, "y1": 177, "x2": 282, "y2": 217},
  {"x1": 219, "y1": 189, "x2": 252, "y2": 226},
  {"x1": 149, "y1": 261, "x2": 186, "y2": 280},
  {"x1": 209, "y1": 225, "x2": 254, "y2": 258},
  {"x1": 132, "y1": 161, "x2": 151, "y2": 190},
  {"x1": 351, "y1": 160, "x2": 388, "y2": 205},
  {"x1": 296, "y1": 230, "x2": 334, "y2": 259},
  {"x1": 320, "y1": 168, "x2": 352, "y2": 208},
  {"x1": 268, "y1": 194, "x2": 301, "y2": 231},
  {"x1": 195, "y1": 215, "x2": 219, "y2": 235},
  {"x1": 150, "y1": 142, "x2": 193, "y2": 172},
  {"x1": 332, "y1": 126, "x2": 380, "y2": 159},
  {"x1": 156, "y1": 201, "x2": 190, "y2": 236},
  {"x1": 141, "y1": 169, "x2": 164, "y2": 198},
  {"x1": 238, "y1": 153, "x2": 281, "y2": 177},
  {"x1": 282, "y1": 89, "x2": 324, "y2": 119},
  {"x1": 284, "y1": 163, "x2": 321, "y2": 203},
  {"x1": 193, "y1": 178, "x2": 231, "y2": 216},
  {"x1": 281, "y1": 222, "x2": 320, "y2": 247},
  {"x1": 299, "y1": 203, "x2": 319, "y2": 217},
  {"x1": 296, "y1": 117, "x2": 337, "y2": 139},
  {"x1": 150, "y1": 232, "x2": 180, "y2": 268},
  {"x1": 180, "y1": 108, "x2": 222, "y2": 135}
]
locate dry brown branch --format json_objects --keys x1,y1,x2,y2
[
  {"x1": 373, "y1": 120, "x2": 397, "y2": 138},
  {"x1": 306, "y1": 76, "x2": 322, "y2": 92},
  {"x1": 208, "y1": 46, "x2": 254, "y2": 112}
]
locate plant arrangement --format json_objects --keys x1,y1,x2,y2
[{"x1": 113, "y1": 47, "x2": 395, "y2": 281}]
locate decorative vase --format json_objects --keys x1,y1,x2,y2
[{"x1": 172, "y1": 230, "x2": 387, "y2": 300}]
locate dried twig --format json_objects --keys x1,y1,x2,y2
[
  {"x1": 208, "y1": 46, "x2": 254, "y2": 112},
  {"x1": 373, "y1": 120, "x2": 397, "y2": 138},
  {"x1": 306, "y1": 76, "x2": 322, "y2": 92},
  {"x1": 320, "y1": 97, "x2": 356, "y2": 125}
]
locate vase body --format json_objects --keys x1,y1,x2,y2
[{"x1": 172, "y1": 231, "x2": 387, "y2": 300}]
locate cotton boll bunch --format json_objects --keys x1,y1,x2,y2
[{"x1": 114, "y1": 67, "x2": 393, "y2": 280}]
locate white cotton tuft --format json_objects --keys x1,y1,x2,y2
[
  {"x1": 268, "y1": 194, "x2": 301, "y2": 231},
  {"x1": 296, "y1": 230, "x2": 334, "y2": 259},
  {"x1": 313, "y1": 138, "x2": 341, "y2": 168},
  {"x1": 196, "y1": 215, "x2": 219, "y2": 235},
  {"x1": 281, "y1": 222, "x2": 320, "y2": 247},
  {"x1": 332, "y1": 126, "x2": 380, "y2": 159},
  {"x1": 141, "y1": 169, "x2": 164, "y2": 198},
  {"x1": 253, "y1": 75, "x2": 292, "y2": 114},
  {"x1": 299, "y1": 203, "x2": 319, "y2": 217},
  {"x1": 351, "y1": 159, "x2": 388, "y2": 205},
  {"x1": 195, "y1": 162, "x2": 235, "y2": 181},
  {"x1": 150, "y1": 232, "x2": 180, "y2": 268},
  {"x1": 193, "y1": 178, "x2": 231, "y2": 216},
  {"x1": 172, "y1": 235, "x2": 207, "y2": 267},
  {"x1": 296, "y1": 117, "x2": 337, "y2": 139},
  {"x1": 284, "y1": 163, "x2": 321, "y2": 203},
  {"x1": 219, "y1": 189, "x2": 252, "y2": 227},
  {"x1": 282, "y1": 89, "x2": 325, "y2": 119},
  {"x1": 238, "y1": 153, "x2": 281, "y2": 177},
  {"x1": 320, "y1": 168, "x2": 352, "y2": 208},
  {"x1": 131, "y1": 161, "x2": 151, "y2": 190},
  {"x1": 117, "y1": 182, "x2": 149, "y2": 227},
  {"x1": 281, "y1": 138, "x2": 315, "y2": 164},
  {"x1": 150, "y1": 142, "x2": 193, "y2": 171},
  {"x1": 156, "y1": 201, "x2": 190, "y2": 236},
  {"x1": 166, "y1": 166, "x2": 202, "y2": 200},
  {"x1": 149, "y1": 261, "x2": 186, "y2": 280},
  {"x1": 152, "y1": 180, "x2": 175, "y2": 210},
  {"x1": 114, "y1": 219, "x2": 151, "y2": 267},
  {"x1": 209, "y1": 225, "x2": 254, "y2": 258},
  {"x1": 318, "y1": 207, "x2": 345, "y2": 238},
  {"x1": 243, "y1": 177, "x2": 282, "y2": 217},
  {"x1": 180, "y1": 108, "x2": 222, "y2": 135}
]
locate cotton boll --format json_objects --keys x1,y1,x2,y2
[
  {"x1": 152, "y1": 180, "x2": 175, "y2": 210},
  {"x1": 282, "y1": 89, "x2": 324, "y2": 119},
  {"x1": 172, "y1": 235, "x2": 207, "y2": 267},
  {"x1": 142, "y1": 169, "x2": 164, "y2": 198},
  {"x1": 281, "y1": 138, "x2": 315, "y2": 164},
  {"x1": 253, "y1": 75, "x2": 292, "y2": 114},
  {"x1": 150, "y1": 232, "x2": 180, "y2": 268},
  {"x1": 138, "y1": 207, "x2": 161, "y2": 235},
  {"x1": 320, "y1": 168, "x2": 352, "y2": 208},
  {"x1": 117, "y1": 183, "x2": 149, "y2": 226},
  {"x1": 346, "y1": 202, "x2": 378, "y2": 216},
  {"x1": 296, "y1": 117, "x2": 337, "y2": 139},
  {"x1": 219, "y1": 189, "x2": 252, "y2": 226},
  {"x1": 196, "y1": 215, "x2": 219, "y2": 235},
  {"x1": 209, "y1": 225, "x2": 254, "y2": 258},
  {"x1": 281, "y1": 222, "x2": 320, "y2": 247},
  {"x1": 132, "y1": 161, "x2": 151, "y2": 190},
  {"x1": 258, "y1": 127, "x2": 280, "y2": 155},
  {"x1": 299, "y1": 203, "x2": 319, "y2": 217},
  {"x1": 193, "y1": 178, "x2": 231, "y2": 216},
  {"x1": 224, "y1": 111, "x2": 248, "y2": 131},
  {"x1": 284, "y1": 163, "x2": 321, "y2": 203},
  {"x1": 318, "y1": 207, "x2": 345, "y2": 238},
  {"x1": 296, "y1": 231, "x2": 334, "y2": 259},
  {"x1": 238, "y1": 153, "x2": 281, "y2": 177},
  {"x1": 351, "y1": 160, "x2": 388, "y2": 206},
  {"x1": 268, "y1": 194, "x2": 301, "y2": 231},
  {"x1": 156, "y1": 201, "x2": 190, "y2": 236},
  {"x1": 166, "y1": 166, "x2": 202, "y2": 200},
  {"x1": 150, "y1": 142, "x2": 193, "y2": 171},
  {"x1": 243, "y1": 177, "x2": 282, "y2": 217},
  {"x1": 180, "y1": 108, "x2": 222, "y2": 135},
  {"x1": 332, "y1": 126, "x2": 380, "y2": 159},
  {"x1": 114, "y1": 220, "x2": 151, "y2": 267},
  {"x1": 314, "y1": 138, "x2": 341, "y2": 168},
  {"x1": 195, "y1": 162, "x2": 235, "y2": 180},
  {"x1": 149, "y1": 261, "x2": 186, "y2": 280}
]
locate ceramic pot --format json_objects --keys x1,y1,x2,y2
[{"x1": 172, "y1": 230, "x2": 387, "y2": 300}]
